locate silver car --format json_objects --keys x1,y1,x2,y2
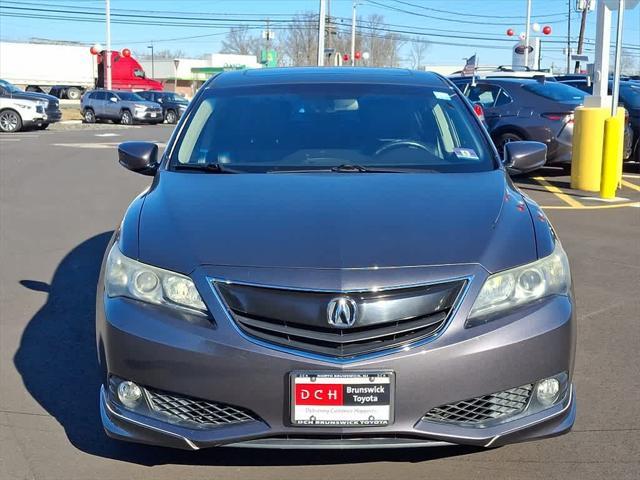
[{"x1": 81, "y1": 90, "x2": 163, "y2": 125}]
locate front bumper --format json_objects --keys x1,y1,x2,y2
[
  {"x1": 97, "y1": 262, "x2": 576, "y2": 450},
  {"x1": 133, "y1": 110, "x2": 163, "y2": 122}
]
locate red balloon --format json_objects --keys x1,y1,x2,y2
[
  {"x1": 355, "y1": 51, "x2": 362, "y2": 60},
  {"x1": 542, "y1": 25, "x2": 552, "y2": 35},
  {"x1": 506, "y1": 28, "x2": 515, "y2": 37},
  {"x1": 343, "y1": 54, "x2": 350, "y2": 62},
  {"x1": 122, "y1": 48, "x2": 131, "y2": 57},
  {"x1": 90, "y1": 46, "x2": 98, "y2": 55}
]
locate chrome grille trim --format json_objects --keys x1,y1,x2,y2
[
  {"x1": 211, "y1": 277, "x2": 469, "y2": 360},
  {"x1": 423, "y1": 384, "x2": 534, "y2": 426}
]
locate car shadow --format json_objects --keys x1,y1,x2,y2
[{"x1": 14, "y1": 232, "x2": 483, "y2": 467}]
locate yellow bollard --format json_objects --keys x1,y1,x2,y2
[
  {"x1": 600, "y1": 108, "x2": 625, "y2": 199},
  {"x1": 571, "y1": 107, "x2": 608, "y2": 192}
]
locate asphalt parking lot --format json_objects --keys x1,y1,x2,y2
[{"x1": 0, "y1": 124, "x2": 638, "y2": 480}]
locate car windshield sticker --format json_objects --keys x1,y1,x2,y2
[
  {"x1": 433, "y1": 91, "x2": 452, "y2": 100},
  {"x1": 453, "y1": 148, "x2": 479, "y2": 160}
]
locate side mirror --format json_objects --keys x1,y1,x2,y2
[
  {"x1": 118, "y1": 142, "x2": 159, "y2": 176},
  {"x1": 110, "y1": 96, "x2": 118, "y2": 103},
  {"x1": 503, "y1": 141, "x2": 547, "y2": 175}
]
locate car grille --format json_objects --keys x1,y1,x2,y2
[
  {"x1": 145, "y1": 388, "x2": 259, "y2": 427},
  {"x1": 214, "y1": 279, "x2": 465, "y2": 358},
  {"x1": 423, "y1": 384, "x2": 533, "y2": 426}
]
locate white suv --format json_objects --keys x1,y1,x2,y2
[{"x1": 0, "y1": 97, "x2": 49, "y2": 133}]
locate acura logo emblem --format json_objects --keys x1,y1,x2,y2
[{"x1": 327, "y1": 297, "x2": 357, "y2": 328}]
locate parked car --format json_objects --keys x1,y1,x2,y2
[
  {"x1": 98, "y1": 68, "x2": 576, "y2": 450},
  {"x1": 0, "y1": 96, "x2": 50, "y2": 132},
  {"x1": 555, "y1": 76, "x2": 639, "y2": 162},
  {"x1": 450, "y1": 77, "x2": 585, "y2": 168},
  {"x1": 81, "y1": 89, "x2": 163, "y2": 125},
  {"x1": 137, "y1": 90, "x2": 189, "y2": 124},
  {"x1": 0, "y1": 79, "x2": 61, "y2": 130}
]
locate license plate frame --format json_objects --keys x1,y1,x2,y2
[{"x1": 289, "y1": 371, "x2": 395, "y2": 427}]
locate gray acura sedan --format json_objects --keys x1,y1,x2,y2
[{"x1": 97, "y1": 68, "x2": 576, "y2": 450}]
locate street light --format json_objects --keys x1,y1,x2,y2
[{"x1": 147, "y1": 44, "x2": 155, "y2": 78}]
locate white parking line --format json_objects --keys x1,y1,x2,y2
[
  {"x1": 52, "y1": 142, "x2": 166, "y2": 149},
  {"x1": 94, "y1": 133, "x2": 120, "y2": 137}
]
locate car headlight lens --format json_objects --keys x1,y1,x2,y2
[
  {"x1": 468, "y1": 241, "x2": 570, "y2": 321},
  {"x1": 105, "y1": 244, "x2": 207, "y2": 314}
]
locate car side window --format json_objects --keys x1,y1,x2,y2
[
  {"x1": 495, "y1": 89, "x2": 513, "y2": 107},
  {"x1": 467, "y1": 84, "x2": 500, "y2": 108},
  {"x1": 95, "y1": 91, "x2": 106, "y2": 101}
]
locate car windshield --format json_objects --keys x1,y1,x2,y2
[
  {"x1": 117, "y1": 92, "x2": 144, "y2": 101},
  {"x1": 0, "y1": 79, "x2": 22, "y2": 93},
  {"x1": 172, "y1": 84, "x2": 496, "y2": 173},
  {"x1": 522, "y1": 82, "x2": 586, "y2": 102},
  {"x1": 162, "y1": 93, "x2": 188, "y2": 103}
]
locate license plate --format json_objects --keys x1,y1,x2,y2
[
  {"x1": 290, "y1": 372, "x2": 394, "y2": 426},
  {"x1": 150, "y1": 112, "x2": 157, "y2": 118}
]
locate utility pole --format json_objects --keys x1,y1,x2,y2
[
  {"x1": 574, "y1": 1, "x2": 589, "y2": 73},
  {"x1": 524, "y1": 0, "x2": 532, "y2": 68},
  {"x1": 147, "y1": 43, "x2": 155, "y2": 78},
  {"x1": 566, "y1": 0, "x2": 572, "y2": 73},
  {"x1": 351, "y1": 0, "x2": 357, "y2": 66},
  {"x1": 105, "y1": 0, "x2": 112, "y2": 89},
  {"x1": 317, "y1": 0, "x2": 326, "y2": 66}
]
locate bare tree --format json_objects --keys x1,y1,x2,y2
[
  {"x1": 358, "y1": 14, "x2": 404, "y2": 67},
  {"x1": 221, "y1": 26, "x2": 262, "y2": 56},
  {"x1": 620, "y1": 49, "x2": 640, "y2": 76},
  {"x1": 408, "y1": 37, "x2": 429, "y2": 69},
  {"x1": 279, "y1": 13, "x2": 318, "y2": 66}
]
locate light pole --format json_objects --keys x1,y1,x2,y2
[
  {"x1": 105, "y1": 0, "x2": 112, "y2": 89},
  {"x1": 317, "y1": 0, "x2": 326, "y2": 66},
  {"x1": 524, "y1": 0, "x2": 532, "y2": 68},
  {"x1": 147, "y1": 43, "x2": 155, "y2": 78},
  {"x1": 350, "y1": 1, "x2": 357, "y2": 66},
  {"x1": 173, "y1": 59, "x2": 180, "y2": 93}
]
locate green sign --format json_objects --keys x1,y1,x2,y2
[{"x1": 261, "y1": 49, "x2": 278, "y2": 68}]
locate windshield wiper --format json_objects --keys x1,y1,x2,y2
[
  {"x1": 269, "y1": 164, "x2": 438, "y2": 174},
  {"x1": 172, "y1": 163, "x2": 242, "y2": 174}
]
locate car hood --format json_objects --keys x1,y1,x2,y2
[
  {"x1": 136, "y1": 170, "x2": 537, "y2": 274},
  {"x1": 9, "y1": 91, "x2": 58, "y2": 104}
]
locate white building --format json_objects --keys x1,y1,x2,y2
[{"x1": 139, "y1": 53, "x2": 262, "y2": 97}]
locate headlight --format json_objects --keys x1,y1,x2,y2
[
  {"x1": 36, "y1": 100, "x2": 48, "y2": 108},
  {"x1": 468, "y1": 241, "x2": 570, "y2": 321},
  {"x1": 104, "y1": 244, "x2": 207, "y2": 314},
  {"x1": 134, "y1": 104, "x2": 146, "y2": 111}
]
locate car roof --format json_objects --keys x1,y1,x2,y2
[{"x1": 206, "y1": 67, "x2": 448, "y2": 89}]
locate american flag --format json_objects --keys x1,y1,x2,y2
[{"x1": 463, "y1": 55, "x2": 477, "y2": 76}]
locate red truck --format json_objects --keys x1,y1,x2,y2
[
  {"x1": 96, "y1": 49, "x2": 163, "y2": 92},
  {"x1": 0, "y1": 42, "x2": 162, "y2": 99}
]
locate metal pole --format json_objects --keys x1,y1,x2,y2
[
  {"x1": 524, "y1": 0, "x2": 532, "y2": 69},
  {"x1": 611, "y1": 0, "x2": 625, "y2": 116},
  {"x1": 317, "y1": 0, "x2": 326, "y2": 66},
  {"x1": 151, "y1": 44, "x2": 155, "y2": 78},
  {"x1": 105, "y1": 0, "x2": 112, "y2": 89},
  {"x1": 351, "y1": 0, "x2": 357, "y2": 66},
  {"x1": 566, "y1": 0, "x2": 572, "y2": 74},
  {"x1": 574, "y1": 3, "x2": 589, "y2": 73}
]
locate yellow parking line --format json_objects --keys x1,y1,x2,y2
[
  {"x1": 621, "y1": 179, "x2": 640, "y2": 192},
  {"x1": 541, "y1": 202, "x2": 640, "y2": 210},
  {"x1": 532, "y1": 177, "x2": 584, "y2": 208}
]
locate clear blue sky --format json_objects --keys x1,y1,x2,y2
[{"x1": 0, "y1": 0, "x2": 638, "y2": 71}]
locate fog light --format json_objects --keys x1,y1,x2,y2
[
  {"x1": 117, "y1": 380, "x2": 143, "y2": 408},
  {"x1": 536, "y1": 378, "x2": 560, "y2": 406}
]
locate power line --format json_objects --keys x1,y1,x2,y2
[
  {"x1": 387, "y1": 0, "x2": 568, "y2": 20},
  {"x1": 364, "y1": 0, "x2": 569, "y2": 26}
]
